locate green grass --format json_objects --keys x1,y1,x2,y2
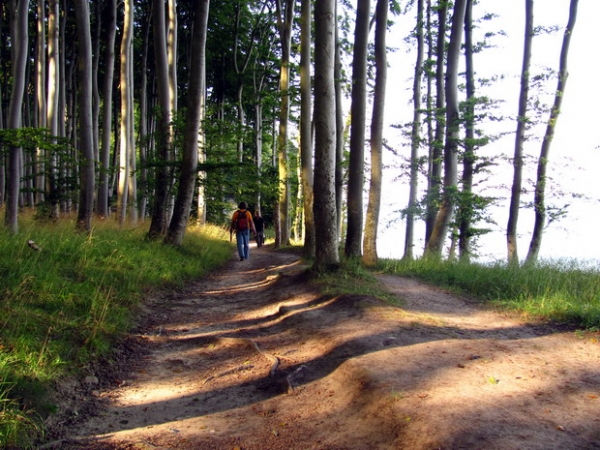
[
  {"x1": 380, "y1": 257, "x2": 600, "y2": 329},
  {"x1": 0, "y1": 216, "x2": 233, "y2": 448}
]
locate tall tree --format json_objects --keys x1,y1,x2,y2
[
  {"x1": 424, "y1": 1, "x2": 448, "y2": 246},
  {"x1": 74, "y1": 0, "x2": 95, "y2": 232},
  {"x1": 148, "y1": 0, "x2": 174, "y2": 238},
  {"x1": 300, "y1": 0, "x2": 316, "y2": 258},
  {"x1": 313, "y1": 0, "x2": 340, "y2": 271},
  {"x1": 46, "y1": 0, "x2": 60, "y2": 219},
  {"x1": 506, "y1": 0, "x2": 533, "y2": 265},
  {"x1": 526, "y1": 0, "x2": 579, "y2": 264},
  {"x1": 345, "y1": 0, "x2": 370, "y2": 258},
  {"x1": 275, "y1": 0, "x2": 294, "y2": 247},
  {"x1": 362, "y1": 0, "x2": 388, "y2": 266},
  {"x1": 117, "y1": 0, "x2": 134, "y2": 226},
  {"x1": 97, "y1": 0, "x2": 117, "y2": 220},
  {"x1": 165, "y1": 0, "x2": 210, "y2": 246},
  {"x1": 403, "y1": 0, "x2": 425, "y2": 261},
  {"x1": 424, "y1": 0, "x2": 467, "y2": 258},
  {"x1": 4, "y1": 0, "x2": 29, "y2": 233}
]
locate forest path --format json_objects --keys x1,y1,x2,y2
[{"x1": 53, "y1": 244, "x2": 599, "y2": 450}]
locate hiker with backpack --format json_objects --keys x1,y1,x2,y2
[
  {"x1": 230, "y1": 202, "x2": 257, "y2": 261},
  {"x1": 253, "y1": 210, "x2": 265, "y2": 247}
]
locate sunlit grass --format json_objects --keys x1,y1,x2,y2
[
  {"x1": 0, "y1": 214, "x2": 233, "y2": 446},
  {"x1": 380, "y1": 257, "x2": 600, "y2": 329}
]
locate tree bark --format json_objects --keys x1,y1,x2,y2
[
  {"x1": 403, "y1": 0, "x2": 424, "y2": 261},
  {"x1": 74, "y1": 0, "x2": 95, "y2": 232},
  {"x1": 424, "y1": 0, "x2": 467, "y2": 258},
  {"x1": 363, "y1": 0, "x2": 388, "y2": 267},
  {"x1": 506, "y1": 0, "x2": 534, "y2": 265},
  {"x1": 300, "y1": 0, "x2": 316, "y2": 258},
  {"x1": 313, "y1": 0, "x2": 340, "y2": 271},
  {"x1": 345, "y1": 0, "x2": 370, "y2": 258},
  {"x1": 526, "y1": 0, "x2": 578, "y2": 264},
  {"x1": 165, "y1": 0, "x2": 210, "y2": 246}
]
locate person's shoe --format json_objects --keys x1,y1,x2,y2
[{"x1": 240, "y1": 257, "x2": 244, "y2": 261}]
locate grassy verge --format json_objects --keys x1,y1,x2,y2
[
  {"x1": 380, "y1": 257, "x2": 600, "y2": 329},
  {"x1": 0, "y1": 216, "x2": 233, "y2": 448}
]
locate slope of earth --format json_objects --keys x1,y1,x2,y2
[{"x1": 46, "y1": 245, "x2": 599, "y2": 450}]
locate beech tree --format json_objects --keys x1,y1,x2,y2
[
  {"x1": 424, "y1": 0, "x2": 467, "y2": 258},
  {"x1": 313, "y1": 0, "x2": 340, "y2": 271},
  {"x1": 363, "y1": 0, "x2": 388, "y2": 266},
  {"x1": 345, "y1": 0, "x2": 370, "y2": 258},
  {"x1": 526, "y1": 0, "x2": 579, "y2": 264}
]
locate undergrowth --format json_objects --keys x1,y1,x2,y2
[
  {"x1": 0, "y1": 216, "x2": 232, "y2": 448},
  {"x1": 380, "y1": 257, "x2": 600, "y2": 329}
]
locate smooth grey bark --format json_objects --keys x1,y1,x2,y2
[
  {"x1": 403, "y1": 0, "x2": 425, "y2": 261},
  {"x1": 313, "y1": 0, "x2": 340, "y2": 271},
  {"x1": 424, "y1": 1, "x2": 447, "y2": 246},
  {"x1": 46, "y1": 0, "x2": 60, "y2": 219},
  {"x1": 165, "y1": 0, "x2": 210, "y2": 246},
  {"x1": 363, "y1": 0, "x2": 388, "y2": 267},
  {"x1": 334, "y1": 1, "x2": 344, "y2": 238},
  {"x1": 4, "y1": 0, "x2": 29, "y2": 233},
  {"x1": 35, "y1": 0, "x2": 47, "y2": 206},
  {"x1": 424, "y1": 0, "x2": 467, "y2": 258},
  {"x1": 74, "y1": 0, "x2": 95, "y2": 232},
  {"x1": 148, "y1": 0, "x2": 173, "y2": 238},
  {"x1": 345, "y1": 0, "x2": 371, "y2": 258},
  {"x1": 526, "y1": 0, "x2": 579, "y2": 264},
  {"x1": 458, "y1": 0, "x2": 475, "y2": 262},
  {"x1": 300, "y1": 0, "x2": 316, "y2": 258},
  {"x1": 506, "y1": 0, "x2": 534, "y2": 265},
  {"x1": 97, "y1": 0, "x2": 116, "y2": 219}
]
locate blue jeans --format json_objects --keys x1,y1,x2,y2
[{"x1": 236, "y1": 229, "x2": 250, "y2": 259}]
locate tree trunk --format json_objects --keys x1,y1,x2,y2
[
  {"x1": 300, "y1": 0, "x2": 316, "y2": 258},
  {"x1": 35, "y1": 0, "x2": 47, "y2": 206},
  {"x1": 74, "y1": 0, "x2": 95, "y2": 232},
  {"x1": 424, "y1": 0, "x2": 467, "y2": 258},
  {"x1": 403, "y1": 0, "x2": 424, "y2": 261},
  {"x1": 165, "y1": 0, "x2": 210, "y2": 246},
  {"x1": 506, "y1": 0, "x2": 533, "y2": 265},
  {"x1": 345, "y1": 0, "x2": 370, "y2": 258},
  {"x1": 97, "y1": 0, "x2": 117, "y2": 220},
  {"x1": 313, "y1": 0, "x2": 340, "y2": 271},
  {"x1": 363, "y1": 0, "x2": 388, "y2": 267},
  {"x1": 275, "y1": 0, "x2": 294, "y2": 247},
  {"x1": 526, "y1": 0, "x2": 579, "y2": 264},
  {"x1": 424, "y1": 2, "x2": 447, "y2": 246},
  {"x1": 148, "y1": 0, "x2": 173, "y2": 239},
  {"x1": 458, "y1": 0, "x2": 475, "y2": 262},
  {"x1": 46, "y1": 0, "x2": 60, "y2": 219},
  {"x1": 4, "y1": 0, "x2": 29, "y2": 233}
]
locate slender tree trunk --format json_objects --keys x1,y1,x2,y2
[
  {"x1": 403, "y1": 0, "x2": 424, "y2": 261},
  {"x1": 165, "y1": 0, "x2": 209, "y2": 245},
  {"x1": 275, "y1": 0, "x2": 294, "y2": 247},
  {"x1": 334, "y1": 2, "x2": 345, "y2": 239},
  {"x1": 345, "y1": 0, "x2": 370, "y2": 258},
  {"x1": 74, "y1": 0, "x2": 95, "y2": 232},
  {"x1": 424, "y1": 0, "x2": 467, "y2": 258},
  {"x1": 507, "y1": 0, "x2": 534, "y2": 265},
  {"x1": 526, "y1": 0, "x2": 578, "y2": 264},
  {"x1": 117, "y1": 0, "x2": 133, "y2": 226},
  {"x1": 300, "y1": 0, "x2": 316, "y2": 258},
  {"x1": 458, "y1": 0, "x2": 475, "y2": 262},
  {"x1": 313, "y1": 0, "x2": 340, "y2": 271},
  {"x1": 35, "y1": 0, "x2": 47, "y2": 206},
  {"x1": 97, "y1": 0, "x2": 116, "y2": 219},
  {"x1": 363, "y1": 0, "x2": 388, "y2": 267},
  {"x1": 46, "y1": 0, "x2": 60, "y2": 219},
  {"x1": 148, "y1": 0, "x2": 173, "y2": 238},
  {"x1": 4, "y1": 0, "x2": 29, "y2": 233},
  {"x1": 424, "y1": 2, "x2": 447, "y2": 246}
]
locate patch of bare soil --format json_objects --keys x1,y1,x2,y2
[{"x1": 45, "y1": 245, "x2": 599, "y2": 450}]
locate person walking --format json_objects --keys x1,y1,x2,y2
[
  {"x1": 253, "y1": 210, "x2": 265, "y2": 247},
  {"x1": 230, "y1": 202, "x2": 256, "y2": 261}
]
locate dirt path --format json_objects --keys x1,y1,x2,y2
[{"x1": 52, "y1": 245, "x2": 599, "y2": 450}]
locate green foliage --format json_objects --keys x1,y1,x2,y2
[
  {"x1": 0, "y1": 216, "x2": 233, "y2": 446},
  {"x1": 380, "y1": 257, "x2": 600, "y2": 329}
]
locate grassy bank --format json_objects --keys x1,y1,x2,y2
[
  {"x1": 380, "y1": 257, "x2": 600, "y2": 329},
  {"x1": 0, "y1": 217, "x2": 233, "y2": 448}
]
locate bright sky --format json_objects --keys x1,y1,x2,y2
[{"x1": 378, "y1": 0, "x2": 600, "y2": 264}]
